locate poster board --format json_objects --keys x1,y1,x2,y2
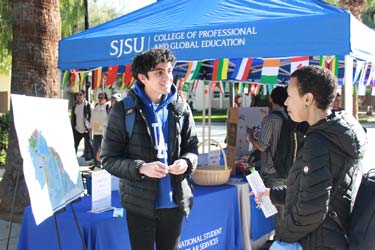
[
  {"x1": 11, "y1": 94, "x2": 84, "y2": 225},
  {"x1": 227, "y1": 107, "x2": 269, "y2": 174}
]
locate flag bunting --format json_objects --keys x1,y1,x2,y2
[
  {"x1": 211, "y1": 58, "x2": 229, "y2": 81},
  {"x1": 260, "y1": 59, "x2": 280, "y2": 84},
  {"x1": 320, "y1": 56, "x2": 338, "y2": 77},
  {"x1": 231, "y1": 58, "x2": 253, "y2": 81},
  {"x1": 184, "y1": 61, "x2": 202, "y2": 81}
]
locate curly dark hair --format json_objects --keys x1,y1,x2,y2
[
  {"x1": 291, "y1": 65, "x2": 337, "y2": 110},
  {"x1": 131, "y1": 47, "x2": 176, "y2": 85}
]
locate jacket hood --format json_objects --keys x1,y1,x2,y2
[
  {"x1": 307, "y1": 111, "x2": 367, "y2": 161},
  {"x1": 132, "y1": 81, "x2": 177, "y2": 111}
]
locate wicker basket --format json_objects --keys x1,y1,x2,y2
[{"x1": 192, "y1": 139, "x2": 231, "y2": 186}]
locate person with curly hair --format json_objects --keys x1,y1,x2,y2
[{"x1": 101, "y1": 47, "x2": 199, "y2": 250}]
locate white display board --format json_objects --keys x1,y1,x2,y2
[{"x1": 11, "y1": 94, "x2": 84, "y2": 225}]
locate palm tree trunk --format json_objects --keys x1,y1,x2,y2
[{"x1": 0, "y1": 0, "x2": 60, "y2": 217}]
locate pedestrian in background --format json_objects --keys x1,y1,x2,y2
[
  {"x1": 234, "y1": 94, "x2": 243, "y2": 107},
  {"x1": 91, "y1": 92, "x2": 109, "y2": 168},
  {"x1": 101, "y1": 47, "x2": 199, "y2": 250},
  {"x1": 110, "y1": 93, "x2": 122, "y2": 112},
  {"x1": 253, "y1": 65, "x2": 367, "y2": 250},
  {"x1": 332, "y1": 92, "x2": 343, "y2": 111},
  {"x1": 71, "y1": 90, "x2": 93, "y2": 161}
]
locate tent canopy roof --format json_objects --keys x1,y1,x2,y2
[{"x1": 58, "y1": 0, "x2": 375, "y2": 70}]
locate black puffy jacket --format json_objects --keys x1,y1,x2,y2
[
  {"x1": 101, "y1": 91, "x2": 199, "y2": 219},
  {"x1": 270, "y1": 111, "x2": 367, "y2": 250}
]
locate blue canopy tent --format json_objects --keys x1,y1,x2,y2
[{"x1": 58, "y1": 0, "x2": 375, "y2": 113}]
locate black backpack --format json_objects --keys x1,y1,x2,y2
[
  {"x1": 329, "y1": 167, "x2": 375, "y2": 250},
  {"x1": 348, "y1": 168, "x2": 375, "y2": 250},
  {"x1": 271, "y1": 111, "x2": 298, "y2": 178},
  {"x1": 309, "y1": 130, "x2": 374, "y2": 250},
  {"x1": 122, "y1": 95, "x2": 136, "y2": 140}
]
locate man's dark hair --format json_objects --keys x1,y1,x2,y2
[
  {"x1": 271, "y1": 86, "x2": 287, "y2": 107},
  {"x1": 291, "y1": 65, "x2": 337, "y2": 110},
  {"x1": 131, "y1": 47, "x2": 176, "y2": 85}
]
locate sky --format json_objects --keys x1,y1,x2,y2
[{"x1": 95, "y1": 0, "x2": 157, "y2": 14}]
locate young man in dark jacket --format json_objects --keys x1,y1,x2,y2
[{"x1": 101, "y1": 48, "x2": 199, "y2": 250}]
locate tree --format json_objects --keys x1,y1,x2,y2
[
  {"x1": 0, "y1": 1, "x2": 122, "y2": 73},
  {"x1": 362, "y1": 0, "x2": 375, "y2": 28},
  {"x1": 0, "y1": 0, "x2": 61, "y2": 217},
  {"x1": 0, "y1": 0, "x2": 12, "y2": 74}
]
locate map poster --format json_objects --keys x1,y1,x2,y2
[{"x1": 11, "y1": 94, "x2": 84, "y2": 225}]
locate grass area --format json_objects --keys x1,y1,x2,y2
[
  {"x1": 193, "y1": 114, "x2": 228, "y2": 123},
  {"x1": 193, "y1": 109, "x2": 228, "y2": 123},
  {"x1": 193, "y1": 109, "x2": 375, "y2": 124}
]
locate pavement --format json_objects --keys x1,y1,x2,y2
[{"x1": 0, "y1": 121, "x2": 374, "y2": 250}]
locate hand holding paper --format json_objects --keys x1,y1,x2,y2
[{"x1": 246, "y1": 171, "x2": 278, "y2": 218}]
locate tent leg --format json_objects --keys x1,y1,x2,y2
[{"x1": 344, "y1": 55, "x2": 353, "y2": 115}]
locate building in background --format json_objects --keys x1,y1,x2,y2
[{"x1": 0, "y1": 73, "x2": 10, "y2": 113}]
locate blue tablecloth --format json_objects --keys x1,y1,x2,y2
[
  {"x1": 230, "y1": 177, "x2": 275, "y2": 242},
  {"x1": 18, "y1": 184, "x2": 243, "y2": 250},
  {"x1": 250, "y1": 195, "x2": 274, "y2": 240}
]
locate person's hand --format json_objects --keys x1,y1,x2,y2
[
  {"x1": 249, "y1": 188, "x2": 270, "y2": 207},
  {"x1": 247, "y1": 133, "x2": 254, "y2": 143},
  {"x1": 168, "y1": 159, "x2": 188, "y2": 175},
  {"x1": 138, "y1": 161, "x2": 169, "y2": 178}
]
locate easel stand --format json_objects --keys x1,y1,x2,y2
[
  {"x1": 6, "y1": 160, "x2": 22, "y2": 250},
  {"x1": 53, "y1": 207, "x2": 66, "y2": 250},
  {"x1": 70, "y1": 197, "x2": 87, "y2": 250},
  {"x1": 53, "y1": 197, "x2": 87, "y2": 250}
]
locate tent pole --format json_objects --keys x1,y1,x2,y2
[
  {"x1": 202, "y1": 80, "x2": 206, "y2": 153},
  {"x1": 344, "y1": 55, "x2": 353, "y2": 115}
]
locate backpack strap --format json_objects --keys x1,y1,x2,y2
[
  {"x1": 309, "y1": 130, "x2": 353, "y2": 241},
  {"x1": 123, "y1": 95, "x2": 136, "y2": 139}
]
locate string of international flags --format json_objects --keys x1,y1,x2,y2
[
  {"x1": 61, "y1": 64, "x2": 135, "y2": 92},
  {"x1": 61, "y1": 56, "x2": 375, "y2": 95}
]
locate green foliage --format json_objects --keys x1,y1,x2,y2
[
  {"x1": 362, "y1": 0, "x2": 375, "y2": 28},
  {"x1": 193, "y1": 109, "x2": 228, "y2": 123},
  {"x1": 60, "y1": 0, "x2": 86, "y2": 38},
  {"x1": 0, "y1": 112, "x2": 10, "y2": 168},
  {"x1": 0, "y1": 0, "x2": 123, "y2": 73},
  {"x1": 0, "y1": 0, "x2": 12, "y2": 74},
  {"x1": 61, "y1": 0, "x2": 125, "y2": 38},
  {"x1": 325, "y1": 0, "x2": 338, "y2": 5},
  {"x1": 88, "y1": 4, "x2": 121, "y2": 29}
]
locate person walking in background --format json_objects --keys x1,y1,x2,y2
[
  {"x1": 110, "y1": 93, "x2": 122, "y2": 112},
  {"x1": 253, "y1": 66, "x2": 367, "y2": 250},
  {"x1": 71, "y1": 90, "x2": 93, "y2": 161},
  {"x1": 101, "y1": 47, "x2": 199, "y2": 250},
  {"x1": 332, "y1": 92, "x2": 343, "y2": 111},
  {"x1": 90, "y1": 92, "x2": 109, "y2": 168},
  {"x1": 246, "y1": 86, "x2": 288, "y2": 240},
  {"x1": 234, "y1": 94, "x2": 243, "y2": 107}
]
